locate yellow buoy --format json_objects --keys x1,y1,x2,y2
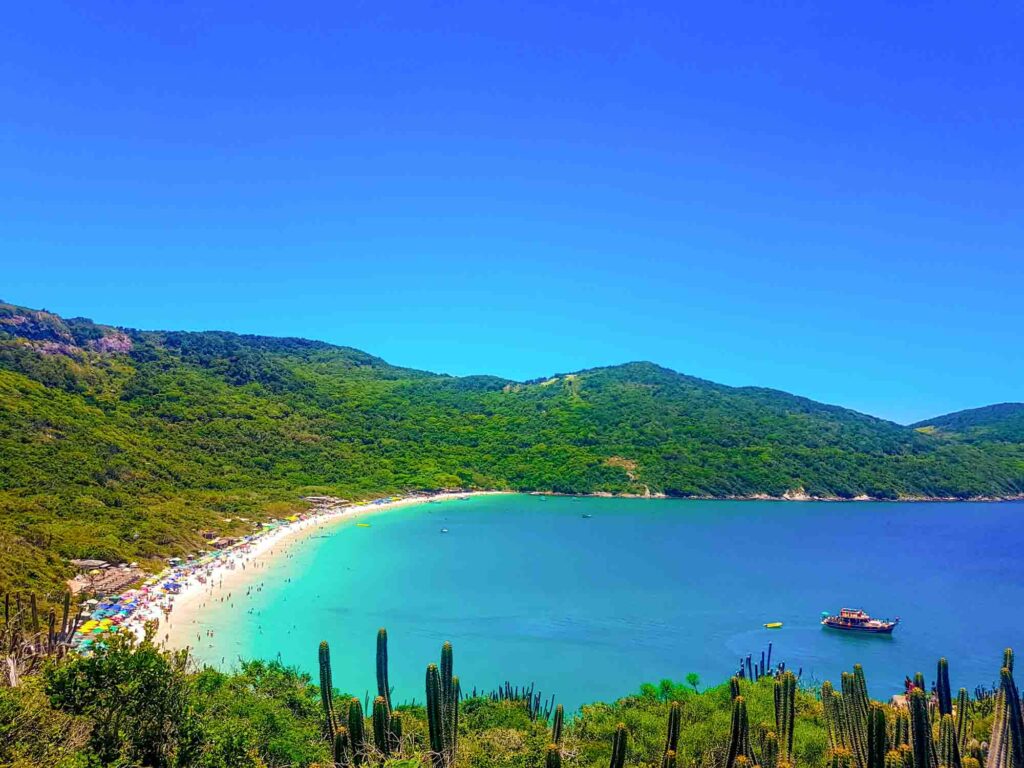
[
  {"x1": 764, "y1": 622, "x2": 783, "y2": 629},
  {"x1": 356, "y1": 523, "x2": 371, "y2": 528}
]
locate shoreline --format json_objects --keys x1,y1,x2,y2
[
  {"x1": 77, "y1": 489, "x2": 1022, "y2": 655},
  {"x1": 90, "y1": 491, "x2": 506, "y2": 654}
]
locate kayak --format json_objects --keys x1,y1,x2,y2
[
  {"x1": 764, "y1": 622, "x2": 783, "y2": 629},
  {"x1": 356, "y1": 523, "x2": 371, "y2": 528}
]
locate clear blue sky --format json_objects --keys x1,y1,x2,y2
[{"x1": 2, "y1": 1, "x2": 1021, "y2": 424}]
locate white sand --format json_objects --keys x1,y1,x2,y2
[{"x1": 135, "y1": 491, "x2": 505, "y2": 653}]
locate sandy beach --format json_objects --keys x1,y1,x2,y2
[{"x1": 147, "y1": 491, "x2": 504, "y2": 656}]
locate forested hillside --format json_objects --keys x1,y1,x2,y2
[
  {"x1": 913, "y1": 403, "x2": 1024, "y2": 443},
  {"x1": 2, "y1": 301, "x2": 1022, "y2": 597}
]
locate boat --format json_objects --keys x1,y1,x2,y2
[
  {"x1": 581, "y1": 514, "x2": 592, "y2": 519},
  {"x1": 356, "y1": 523, "x2": 371, "y2": 528},
  {"x1": 821, "y1": 608, "x2": 899, "y2": 634},
  {"x1": 440, "y1": 528, "x2": 449, "y2": 534},
  {"x1": 764, "y1": 622, "x2": 783, "y2": 629}
]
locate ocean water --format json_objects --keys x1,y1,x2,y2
[{"x1": 184, "y1": 495, "x2": 1024, "y2": 711}]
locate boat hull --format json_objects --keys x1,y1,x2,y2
[{"x1": 821, "y1": 620, "x2": 897, "y2": 634}]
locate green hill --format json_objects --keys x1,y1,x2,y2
[
  {"x1": 912, "y1": 403, "x2": 1024, "y2": 443},
  {"x1": 2, "y1": 300, "x2": 1023, "y2": 598}
]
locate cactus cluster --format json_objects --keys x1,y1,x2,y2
[
  {"x1": 819, "y1": 652, "x2": 1024, "y2": 768},
  {"x1": 314, "y1": 631, "x2": 1022, "y2": 768}
]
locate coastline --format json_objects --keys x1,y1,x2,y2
[
  {"x1": 76, "y1": 488, "x2": 1022, "y2": 656},
  {"x1": 97, "y1": 491, "x2": 506, "y2": 654}
]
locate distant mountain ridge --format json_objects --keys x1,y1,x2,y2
[{"x1": 1, "y1": 300, "x2": 1022, "y2": 597}]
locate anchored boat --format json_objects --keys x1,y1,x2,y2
[{"x1": 821, "y1": 608, "x2": 899, "y2": 634}]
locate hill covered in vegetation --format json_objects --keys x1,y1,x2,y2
[
  {"x1": 913, "y1": 404, "x2": 1024, "y2": 444},
  {"x1": 1, "y1": 301, "x2": 1022, "y2": 598}
]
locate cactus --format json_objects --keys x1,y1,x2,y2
[
  {"x1": 895, "y1": 710, "x2": 910, "y2": 747},
  {"x1": 347, "y1": 697, "x2": 366, "y2": 767},
  {"x1": 333, "y1": 726, "x2": 351, "y2": 768},
  {"x1": 390, "y1": 711, "x2": 403, "y2": 755},
  {"x1": 762, "y1": 732, "x2": 780, "y2": 768},
  {"x1": 830, "y1": 749, "x2": 855, "y2": 768},
  {"x1": 937, "y1": 659, "x2": 953, "y2": 717},
  {"x1": 426, "y1": 663, "x2": 445, "y2": 768},
  {"x1": 914, "y1": 673, "x2": 927, "y2": 692},
  {"x1": 664, "y1": 749, "x2": 678, "y2": 768},
  {"x1": 887, "y1": 751, "x2": 905, "y2": 768},
  {"x1": 843, "y1": 670, "x2": 870, "y2": 768},
  {"x1": 898, "y1": 745, "x2": 915, "y2": 768},
  {"x1": 775, "y1": 670, "x2": 797, "y2": 762},
  {"x1": 954, "y1": 689, "x2": 970, "y2": 754},
  {"x1": 908, "y1": 688, "x2": 932, "y2": 768},
  {"x1": 822, "y1": 681, "x2": 849, "y2": 752},
  {"x1": 372, "y1": 695, "x2": 391, "y2": 756},
  {"x1": 439, "y1": 643, "x2": 458, "y2": 760},
  {"x1": 727, "y1": 695, "x2": 755, "y2": 768},
  {"x1": 1005, "y1": 649, "x2": 1015, "y2": 674},
  {"x1": 546, "y1": 743, "x2": 563, "y2": 768},
  {"x1": 319, "y1": 641, "x2": 337, "y2": 739},
  {"x1": 609, "y1": 722, "x2": 628, "y2": 768},
  {"x1": 731, "y1": 676, "x2": 742, "y2": 700},
  {"x1": 1000, "y1": 666, "x2": 1024, "y2": 768},
  {"x1": 868, "y1": 703, "x2": 888, "y2": 768},
  {"x1": 664, "y1": 700, "x2": 681, "y2": 760},
  {"x1": 552, "y1": 703, "x2": 565, "y2": 745},
  {"x1": 376, "y1": 629, "x2": 392, "y2": 712},
  {"x1": 938, "y1": 714, "x2": 962, "y2": 768}
]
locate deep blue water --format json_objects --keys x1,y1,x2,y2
[{"x1": 182, "y1": 495, "x2": 1024, "y2": 711}]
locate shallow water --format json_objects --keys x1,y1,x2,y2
[{"x1": 183, "y1": 495, "x2": 1024, "y2": 711}]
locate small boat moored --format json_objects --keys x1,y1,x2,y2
[
  {"x1": 764, "y1": 622, "x2": 783, "y2": 629},
  {"x1": 821, "y1": 608, "x2": 898, "y2": 634}
]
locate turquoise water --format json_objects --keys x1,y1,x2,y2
[{"x1": 185, "y1": 495, "x2": 1024, "y2": 711}]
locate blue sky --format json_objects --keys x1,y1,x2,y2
[{"x1": 2, "y1": 1, "x2": 1021, "y2": 424}]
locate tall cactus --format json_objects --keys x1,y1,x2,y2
[
  {"x1": 664, "y1": 700, "x2": 681, "y2": 761},
  {"x1": 938, "y1": 714, "x2": 962, "y2": 768},
  {"x1": 954, "y1": 689, "x2": 970, "y2": 755},
  {"x1": 731, "y1": 676, "x2": 742, "y2": 701},
  {"x1": 426, "y1": 663, "x2": 445, "y2": 768},
  {"x1": 937, "y1": 659, "x2": 953, "y2": 717},
  {"x1": 822, "y1": 681, "x2": 849, "y2": 752},
  {"x1": 372, "y1": 695, "x2": 391, "y2": 756},
  {"x1": 319, "y1": 641, "x2": 337, "y2": 739},
  {"x1": 1000, "y1": 666, "x2": 1024, "y2": 768},
  {"x1": 333, "y1": 726, "x2": 351, "y2": 768},
  {"x1": 552, "y1": 703, "x2": 565, "y2": 745},
  {"x1": 440, "y1": 642, "x2": 458, "y2": 760},
  {"x1": 775, "y1": 670, "x2": 797, "y2": 763},
  {"x1": 895, "y1": 710, "x2": 910, "y2": 747},
  {"x1": 908, "y1": 688, "x2": 932, "y2": 768},
  {"x1": 868, "y1": 703, "x2": 888, "y2": 768},
  {"x1": 546, "y1": 743, "x2": 563, "y2": 768},
  {"x1": 843, "y1": 669, "x2": 870, "y2": 768},
  {"x1": 390, "y1": 711, "x2": 403, "y2": 755},
  {"x1": 762, "y1": 732, "x2": 780, "y2": 768},
  {"x1": 376, "y1": 629, "x2": 392, "y2": 712},
  {"x1": 449, "y1": 674, "x2": 460, "y2": 759},
  {"x1": 610, "y1": 722, "x2": 628, "y2": 768},
  {"x1": 727, "y1": 695, "x2": 755, "y2": 768},
  {"x1": 347, "y1": 697, "x2": 366, "y2": 767},
  {"x1": 886, "y1": 751, "x2": 905, "y2": 768}
]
